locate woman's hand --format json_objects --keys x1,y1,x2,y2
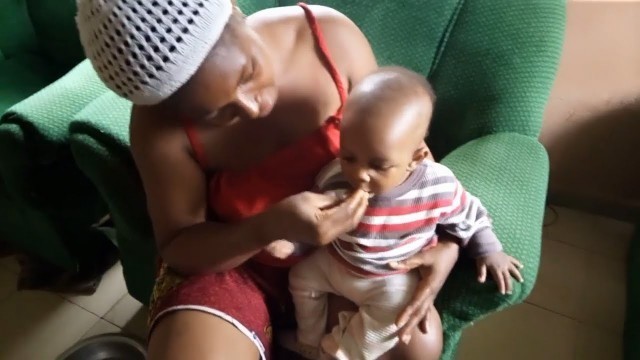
[
  {"x1": 389, "y1": 240, "x2": 460, "y2": 343},
  {"x1": 265, "y1": 189, "x2": 369, "y2": 246}
]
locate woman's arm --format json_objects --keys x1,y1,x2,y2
[
  {"x1": 130, "y1": 110, "x2": 368, "y2": 275},
  {"x1": 130, "y1": 114, "x2": 274, "y2": 275},
  {"x1": 390, "y1": 238, "x2": 460, "y2": 342}
]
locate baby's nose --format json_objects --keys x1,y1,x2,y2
[{"x1": 357, "y1": 168, "x2": 371, "y2": 183}]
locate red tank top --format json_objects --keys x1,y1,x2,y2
[{"x1": 183, "y1": 3, "x2": 346, "y2": 267}]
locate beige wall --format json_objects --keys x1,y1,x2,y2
[{"x1": 541, "y1": 0, "x2": 640, "y2": 218}]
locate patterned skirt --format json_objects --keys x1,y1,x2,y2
[{"x1": 148, "y1": 261, "x2": 295, "y2": 360}]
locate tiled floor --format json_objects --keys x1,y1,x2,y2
[
  {"x1": 0, "y1": 206, "x2": 632, "y2": 359},
  {"x1": 457, "y1": 206, "x2": 631, "y2": 360},
  {"x1": 0, "y1": 260, "x2": 148, "y2": 360}
]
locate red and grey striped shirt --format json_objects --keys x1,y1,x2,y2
[{"x1": 316, "y1": 159, "x2": 502, "y2": 277}]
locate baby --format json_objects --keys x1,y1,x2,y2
[{"x1": 280, "y1": 67, "x2": 523, "y2": 360}]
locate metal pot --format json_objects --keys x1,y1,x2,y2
[{"x1": 57, "y1": 333, "x2": 146, "y2": 360}]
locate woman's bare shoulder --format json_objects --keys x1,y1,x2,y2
[
  {"x1": 300, "y1": 5, "x2": 378, "y2": 86},
  {"x1": 250, "y1": 4, "x2": 377, "y2": 87},
  {"x1": 129, "y1": 105, "x2": 189, "y2": 162},
  {"x1": 247, "y1": 4, "x2": 362, "y2": 42}
]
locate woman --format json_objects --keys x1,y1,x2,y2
[{"x1": 76, "y1": 1, "x2": 460, "y2": 359}]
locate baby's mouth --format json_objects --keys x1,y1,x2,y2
[{"x1": 361, "y1": 188, "x2": 375, "y2": 198}]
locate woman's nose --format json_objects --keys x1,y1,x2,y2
[{"x1": 236, "y1": 90, "x2": 260, "y2": 118}]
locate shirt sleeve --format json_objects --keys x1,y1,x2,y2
[{"x1": 438, "y1": 179, "x2": 503, "y2": 257}]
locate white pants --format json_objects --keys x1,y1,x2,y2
[{"x1": 289, "y1": 247, "x2": 418, "y2": 360}]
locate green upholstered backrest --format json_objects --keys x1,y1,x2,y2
[
  {"x1": 280, "y1": 0, "x2": 564, "y2": 157},
  {"x1": 0, "y1": 0, "x2": 83, "y2": 71},
  {"x1": 0, "y1": 0, "x2": 38, "y2": 58},
  {"x1": 26, "y1": 0, "x2": 85, "y2": 71}
]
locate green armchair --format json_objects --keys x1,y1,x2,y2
[
  {"x1": 0, "y1": 0, "x2": 84, "y2": 113},
  {"x1": 66, "y1": 0, "x2": 565, "y2": 358},
  {"x1": 0, "y1": 0, "x2": 114, "y2": 271}
]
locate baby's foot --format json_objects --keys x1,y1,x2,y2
[{"x1": 277, "y1": 331, "x2": 320, "y2": 360}]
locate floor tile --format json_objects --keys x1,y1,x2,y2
[
  {"x1": 81, "y1": 319, "x2": 122, "y2": 340},
  {"x1": 0, "y1": 267, "x2": 17, "y2": 302},
  {"x1": 62, "y1": 262, "x2": 128, "y2": 317},
  {"x1": 528, "y1": 239, "x2": 590, "y2": 320},
  {"x1": 104, "y1": 294, "x2": 145, "y2": 328},
  {"x1": 456, "y1": 303, "x2": 578, "y2": 360},
  {"x1": 121, "y1": 306, "x2": 149, "y2": 341},
  {"x1": 575, "y1": 324, "x2": 623, "y2": 360},
  {"x1": 576, "y1": 252, "x2": 626, "y2": 334},
  {"x1": 544, "y1": 206, "x2": 633, "y2": 261},
  {"x1": 0, "y1": 290, "x2": 98, "y2": 360}
]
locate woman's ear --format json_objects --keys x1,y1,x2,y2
[{"x1": 407, "y1": 144, "x2": 429, "y2": 171}]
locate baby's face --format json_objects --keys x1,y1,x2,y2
[
  {"x1": 339, "y1": 140, "x2": 413, "y2": 195},
  {"x1": 339, "y1": 104, "x2": 425, "y2": 195}
]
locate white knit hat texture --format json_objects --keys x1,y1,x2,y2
[{"x1": 76, "y1": 0, "x2": 233, "y2": 105}]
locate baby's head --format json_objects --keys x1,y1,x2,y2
[{"x1": 339, "y1": 67, "x2": 435, "y2": 195}]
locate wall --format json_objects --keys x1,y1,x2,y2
[{"x1": 542, "y1": 0, "x2": 640, "y2": 219}]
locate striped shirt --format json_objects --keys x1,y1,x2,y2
[{"x1": 316, "y1": 159, "x2": 502, "y2": 276}]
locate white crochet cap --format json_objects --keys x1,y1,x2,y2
[{"x1": 76, "y1": 0, "x2": 233, "y2": 105}]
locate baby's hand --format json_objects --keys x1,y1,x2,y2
[
  {"x1": 265, "y1": 239, "x2": 296, "y2": 259},
  {"x1": 476, "y1": 252, "x2": 524, "y2": 295}
]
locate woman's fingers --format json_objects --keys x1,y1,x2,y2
[
  {"x1": 319, "y1": 189, "x2": 368, "y2": 241},
  {"x1": 419, "y1": 308, "x2": 430, "y2": 334},
  {"x1": 303, "y1": 191, "x2": 344, "y2": 209},
  {"x1": 397, "y1": 304, "x2": 429, "y2": 344},
  {"x1": 389, "y1": 251, "x2": 436, "y2": 271},
  {"x1": 396, "y1": 279, "x2": 434, "y2": 342}
]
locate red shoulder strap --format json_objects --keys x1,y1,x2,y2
[
  {"x1": 298, "y1": 2, "x2": 348, "y2": 116},
  {"x1": 182, "y1": 118, "x2": 208, "y2": 169}
]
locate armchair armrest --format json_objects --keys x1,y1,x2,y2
[
  {"x1": 435, "y1": 132, "x2": 549, "y2": 359},
  {"x1": 0, "y1": 60, "x2": 112, "y2": 269},
  {"x1": 69, "y1": 92, "x2": 156, "y2": 303}
]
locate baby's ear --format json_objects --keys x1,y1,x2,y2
[{"x1": 408, "y1": 144, "x2": 429, "y2": 171}]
